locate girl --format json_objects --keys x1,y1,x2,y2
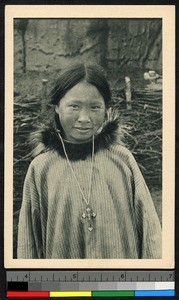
[{"x1": 17, "y1": 63, "x2": 162, "y2": 259}]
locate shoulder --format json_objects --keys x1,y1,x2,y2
[
  {"x1": 109, "y1": 144, "x2": 135, "y2": 162},
  {"x1": 28, "y1": 151, "x2": 59, "y2": 174},
  {"x1": 108, "y1": 144, "x2": 140, "y2": 173},
  {"x1": 109, "y1": 144, "x2": 147, "y2": 187}
]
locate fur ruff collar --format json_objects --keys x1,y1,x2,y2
[{"x1": 30, "y1": 114, "x2": 124, "y2": 161}]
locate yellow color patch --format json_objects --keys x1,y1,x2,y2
[{"x1": 50, "y1": 291, "x2": 92, "y2": 297}]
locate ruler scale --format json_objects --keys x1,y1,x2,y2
[{"x1": 6, "y1": 270, "x2": 175, "y2": 297}]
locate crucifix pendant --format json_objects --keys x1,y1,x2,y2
[{"x1": 82, "y1": 207, "x2": 96, "y2": 232}]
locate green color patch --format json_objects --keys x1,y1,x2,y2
[{"x1": 92, "y1": 291, "x2": 135, "y2": 297}]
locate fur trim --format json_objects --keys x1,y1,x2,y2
[{"x1": 30, "y1": 112, "x2": 124, "y2": 161}]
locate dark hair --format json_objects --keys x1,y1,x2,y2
[{"x1": 50, "y1": 63, "x2": 111, "y2": 107}]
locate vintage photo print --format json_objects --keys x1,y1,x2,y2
[{"x1": 5, "y1": 5, "x2": 175, "y2": 268}]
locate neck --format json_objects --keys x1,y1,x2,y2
[
  {"x1": 56, "y1": 130, "x2": 94, "y2": 144},
  {"x1": 57, "y1": 132, "x2": 95, "y2": 164},
  {"x1": 63, "y1": 138, "x2": 93, "y2": 144},
  {"x1": 59, "y1": 132, "x2": 94, "y2": 146}
]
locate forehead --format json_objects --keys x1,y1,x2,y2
[{"x1": 60, "y1": 81, "x2": 105, "y2": 104}]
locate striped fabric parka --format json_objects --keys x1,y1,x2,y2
[{"x1": 17, "y1": 116, "x2": 162, "y2": 259}]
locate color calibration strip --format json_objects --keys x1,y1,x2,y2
[
  {"x1": 7, "y1": 271, "x2": 175, "y2": 297},
  {"x1": 7, "y1": 282, "x2": 175, "y2": 297},
  {"x1": 7, "y1": 290, "x2": 175, "y2": 297}
]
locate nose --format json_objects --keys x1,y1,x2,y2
[{"x1": 77, "y1": 109, "x2": 91, "y2": 124}]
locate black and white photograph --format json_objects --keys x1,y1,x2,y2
[{"x1": 5, "y1": 5, "x2": 175, "y2": 268}]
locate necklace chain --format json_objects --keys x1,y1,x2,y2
[{"x1": 57, "y1": 132, "x2": 95, "y2": 206}]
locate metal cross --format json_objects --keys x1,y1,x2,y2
[{"x1": 82, "y1": 207, "x2": 96, "y2": 231}]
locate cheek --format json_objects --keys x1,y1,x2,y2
[
  {"x1": 60, "y1": 115, "x2": 73, "y2": 129},
  {"x1": 59, "y1": 108, "x2": 76, "y2": 123},
  {"x1": 93, "y1": 111, "x2": 105, "y2": 125}
]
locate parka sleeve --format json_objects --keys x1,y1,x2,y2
[
  {"x1": 17, "y1": 162, "x2": 43, "y2": 258},
  {"x1": 128, "y1": 151, "x2": 162, "y2": 259}
]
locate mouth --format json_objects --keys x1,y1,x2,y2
[{"x1": 74, "y1": 127, "x2": 92, "y2": 132}]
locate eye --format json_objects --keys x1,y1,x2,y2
[
  {"x1": 91, "y1": 106, "x2": 101, "y2": 110},
  {"x1": 69, "y1": 104, "x2": 79, "y2": 109}
]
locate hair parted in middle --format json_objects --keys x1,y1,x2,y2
[{"x1": 50, "y1": 63, "x2": 111, "y2": 108}]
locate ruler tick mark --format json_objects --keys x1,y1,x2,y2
[{"x1": 7, "y1": 270, "x2": 174, "y2": 287}]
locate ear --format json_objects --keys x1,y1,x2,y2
[{"x1": 55, "y1": 105, "x2": 59, "y2": 114}]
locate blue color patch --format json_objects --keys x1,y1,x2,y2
[{"x1": 135, "y1": 290, "x2": 175, "y2": 297}]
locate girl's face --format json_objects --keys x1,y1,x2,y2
[{"x1": 55, "y1": 81, "x2": 106, "y2": 143}]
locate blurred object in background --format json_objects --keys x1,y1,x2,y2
[
  {"x1": 144, "y1": 70, "x2": 162, "y2": 91},
  {"x1": 125, "y1": 77, "x2": 132, "y2": 110}
]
